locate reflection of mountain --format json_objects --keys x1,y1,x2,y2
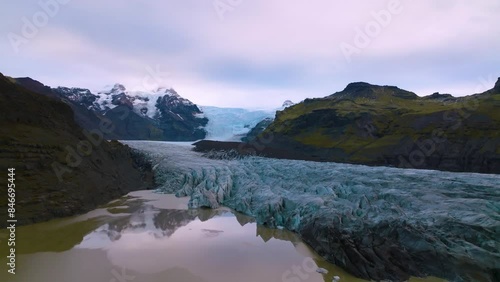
[
  {"x1": 256, "y1": 225, "x2": 301, "y2": 243},
  {"x1": 234, "y1": 212, "x2": 255, "y2": 226},
  {"x1": 85, "y1": 204, "x2": 309, "y2": 248},
  {"x1": 9, "y1": 217, "x2": 107, "y2": 254},
  {"x1": 196, "y1": 208, "x2": 231, "y2": 222},
  {"x1": 95, "y1": 206, "x2": 236, "y2": 242},
  {"x1": 154, "y1": 209, "x2": 199, "y2": 237},
  {"x1": 100, "y1": 206, "x2": 195, "y2": 240}
]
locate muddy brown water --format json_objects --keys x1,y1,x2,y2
[{"x1": 0, "y1": 191, "x2": 445, "y2": 282}]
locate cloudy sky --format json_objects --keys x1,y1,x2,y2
[{"x1": 1, "y1": 0, "x2": 499, "y2": 108}]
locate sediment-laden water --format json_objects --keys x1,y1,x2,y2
[{"x1": 0, "y1": 190, "x2": 447, "y2": 282}]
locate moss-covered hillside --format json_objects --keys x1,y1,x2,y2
[{"x1": 263, "y1": 79, "x2": 500, "y2": 173}]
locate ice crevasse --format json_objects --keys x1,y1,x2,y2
[{"x1": 123, "y1": 140, "x2": 500, "y2": 282}]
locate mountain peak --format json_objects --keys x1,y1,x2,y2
[
  {"x1": 330, "y1": 82, "x2": 376, "y2": 99},
  {"x1": 344, "y1": 82, "x2": 373, "y2": 92},
  {"x1": 282, "y1": 100, "x2": 294, "y2": 108},
  {"x1": 12, "y1": 77, "x2": 59, "y2": 98},
  {"x1": 331, "y1": 82, "x2": 418, "y2": 100},
  {"x1": 111, "y1": 83, "x2": 126, "y2": 93},
  {"x1": 423, "y1": 92, "x2": 454, "y2": 101},
  {"x1": 164, "y1": 88, "x2": 180, "y2": 97},
  {"x1": 13, "y1": 77, "x2": 45, "y2": 89},
  {"x1": 338, "y1": 82, "x2": 378, "y2": 99},
  {"x1": 494, "y1": 77, "x2": 500, "y2": 92}
]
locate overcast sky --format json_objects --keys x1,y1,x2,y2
[{"x1": 1, "y1": 0, "x2": 499, "y2": 108}]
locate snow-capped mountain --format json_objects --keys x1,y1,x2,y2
[
  {"x1": 54, "y1": 86, "x2": 102, "y2": 112},
  {"x1": 89, "y1": 84, "x2": 196, "y2": 117},
  {"x1": 53, "y1": 83, "x2": 292, "y2": 141},
  {"x1": 53, "y1": 84, "x2": 208, "y2": 141},
  {"x1": 56, "y1": 83, "x2": 200, "y2": 117}
]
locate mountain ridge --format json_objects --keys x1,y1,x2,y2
[
  {"x1": 60, "y1": 82, "x2": 209, "y2": 140},
  {"x1": 193, "y1": 78, "x2": 500, "y2": 174},
  {"x1": 13, "y1": 77, "x2": 208, "y2": 141},
  {"x1": 328, "y1": 82, "x2": 419, "y2": 100},
  {"x1": 0, "y1": 72, "x2": 155, "y2": 226},
  {"x1": 259, "y1": 78, "x2": 500, "y2": 173}
]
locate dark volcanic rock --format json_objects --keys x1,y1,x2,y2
[
  {"x1": 155, "y1": 89, "x2": 208, "y2": 140},
  {"x1": 300, "y1": 217, "x2": 500, "y2": 282},
  {"x1": 0, "y1": 73, "x2": 155, "y2": 227},
  {"x1": 53, "y1": 86, "x2": 102, "y2": 111},
  {"x1": 192, "y1": 140, "x2": 322, "y2": 161},
  {"x1": 111, "y1": 92, "x2": 134, "y2": 108},
  {"x1": 423, "y1": 92, "x2": 455, "y2": 101},
  {"x1": 15, "y1": 78, "x2": 121, "y2": 140},
  {"x1": 493, "y1": 77, "x2": 500, "y2": 92},
  {"x1": 104, "y1": 105, "x2": 165, "y2": 140},
  {"x1": 329, "y1": 82, "x2": 419, "y2": 100}
]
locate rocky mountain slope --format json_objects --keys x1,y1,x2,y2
[
  {"x1": 256, "y1": 79, "x2": 500, "y2": 173},
  {"x1": 13, "y1": 79, "x2": 208, "y2": 141},
  {"x1": 0, "y1": 73, "x2": 155, "y2": 227},
  {"x1": 53, "y1": 83, "x2": 208, "y2": 141},
  {"x1": 241, "y1": 117, "x2": 274, "y2": 142},
  {"x1": 239, "y1": 100, "x2": 295, "y2": 142},
  {"x1": 14, "y1": 77, "x2": 121, "y2": 140}
]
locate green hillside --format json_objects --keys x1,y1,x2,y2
[{"x1": 263, "y1": 80, "x2": 500, "y2": 172}]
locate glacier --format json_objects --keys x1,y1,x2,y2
[
  {"x1": 123, "y1": 141, "x2": 500, "y2": 282},
  {"x1": 200, "y1": 106, "x2": 276, "y2": 141},
  {"x1": 74, "y1": 84, "x2": 288, "y2": 141}
]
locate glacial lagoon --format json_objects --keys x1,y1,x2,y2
[{"x1": 0, "y1": 191, "x2": 445, "y2": 282}]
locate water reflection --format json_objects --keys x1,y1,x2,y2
[
  {"x1": 0, "y1": 193, "x2": 370, "y2": 282},
  {"x1": 0, "y1": 192, "x2": 444, "y2": 282},
  {"x1": 68, "y1": 201, "x2": 349, "y2": 282},
  {"x1": 76, "y1": 206, "x2": 242, "y2": 245},
  {"x1": 76, "y1": 204, "x2": 302, "y2": 244}
]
